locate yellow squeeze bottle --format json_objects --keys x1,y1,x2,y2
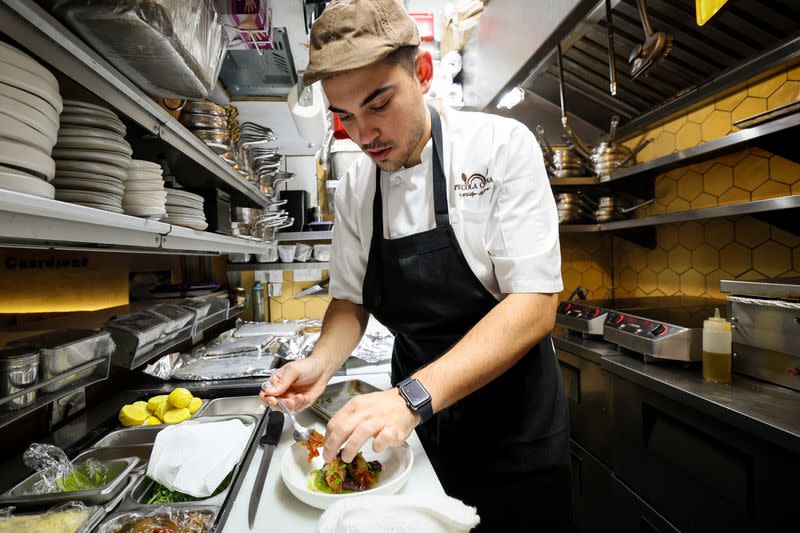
[{"x1": 702, "y1": 308, "x2": 732, "y2": 384}]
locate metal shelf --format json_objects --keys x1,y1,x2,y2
[
  {"x1": 559, "y1": 194, "x2": 800, "y2": 248},
  {"x1": 604, "y1": 110, "x2": 800, "y2": 184},
  {"x1": 0, "y1": 0, "x2": 267, "y2": 208},
  {"x1": 227, "y1": 261, "x2": 330, "y2": 271},
  {"x1": 275, "y1": 231, "x2": 333, "y2": 241},
  {"x1": 0, "y1": 190, "x2": 268, "y2": 255},
  {"x1": 0, "y1": 356, "x2": 110, "y2": 430}
]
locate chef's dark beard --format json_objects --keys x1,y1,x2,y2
[{"x1": 375, "y1": 106, "x2": 427, "y2": 172}]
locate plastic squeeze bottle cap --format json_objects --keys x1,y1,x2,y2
[{"x1": 703, "y1": 308, "x2": 731, "y2": 332}]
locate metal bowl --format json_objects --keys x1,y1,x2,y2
[
  {"x1": 183, "y1": 101, "x2": 227, "y2": 117},
  {"x1": 180, "y1": 113, "x2": 228, "y2": 130}
]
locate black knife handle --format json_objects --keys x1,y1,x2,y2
[{"x1": 261, "y1": 410, "x2": 284, "y2": 446}]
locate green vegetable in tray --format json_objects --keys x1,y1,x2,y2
[
  {"x1": 145, "y1": 471, "x2": 233, "y2": 504},
  {"x1": 55, "y1": 463, "x2": 110, "y2": 492}
]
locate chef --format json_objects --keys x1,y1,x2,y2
[{"x1": 260, "y1": 0, "x2": 571, "y2": 529}]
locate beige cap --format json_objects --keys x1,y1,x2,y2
[{"x1": 303, "y1": 0, "x2": 420, "y2": 87}]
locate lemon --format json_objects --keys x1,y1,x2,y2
[
  {"x1": 167, "y1": 388, "x2": 192, "y2": 409},
  {"x1": 188, "y1": 397, "x2": 202, "y2": 414},
  {"x1": 132, "y1": 400, "x2": 152, "y2": 414},
  {"x1": 162, "y1": 407, "x2": 191, "y2": 424},
  {"x1": 119, "y1": 405, "x2": 148, "y2": 427},
  {"x1": 155, "y1": 401, "x2": 171, "y2": 422},
  {"x1": 143, "y1": 416, "x2": 162, "y2": 425},
  {"x1": 147, "y1": 395, "x2": 168, "y2": 412}
]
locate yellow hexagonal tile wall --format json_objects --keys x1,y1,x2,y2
[
  {"x1": 583, "y1": 268, "x2": 604, "y2": 292},
  {"x1": 638, "y1": 268, "x2": 658, "y2": 293},
  {"x1": 701, "y1": 110, "x2": 731, "y2": 141},
  {"x1": 648, "y1": 131, "x2": 677, "y2": 161},
  {"x1": 719, "y1": 243, "x2": 752, "y2": 276},
  {"x1": 620, "y1": 268, "x2": 638, "y2": 292},
  {"x1": 702, "y1": 163, "x2": 733, "y2": 196},
  {"x1": 691, "y1": 193, "x2": 717, "y2": 209},
  {"x1": 667, "y1": 245, "x2": 692, "y2": 273},
  {"x1": 747, "y1": 71, "x2": 786, "y2": 98},
  {"x1": 715, "y1": 91, "x2": 746, "y2": 112},
  {"x1": 666, "y1": 198, "x2": 691, "y2": 213},
  {"x1": 704, "y1": 219, "x2": 735, "y2": 248},
  {"x1": 733, "y1": 154, "x2": 770, "y2": 191},
  {"x1": 657, "y1": 269, "x2": 680, "y2": 295},
  {"x1": 706, "y1": 268, "x2": 734, "y2": 296},
  {"x1": 692, "y1": 244, "x2": 719, "y2": 275},
  {"x1": 794, "y1": 246, "x2": 800, "y2": 271},
  {"x1": 715, "y1": 151, "x2": 748, "y2": 168},
  {"x1": 731, "y1": 97, "x2": 767, "y2": 124},
  {"x1": 735, "y1": 217, "x2": 770, "y2": 248},
  {"x1": 678, "y1": 221, "x2": 704, "y2": 250},
  {"x1": 280, "y1": 298, "x2": 308, "y2": 320},
  {"x1": 305, "y1": 297, "x2": 331, "y2": 319},
  {"x1": 677, "y1": 171, "x2": 703, "y2": 201},
  {"x1": 688, "y1": 102, "x2": 715, "y2": 124},
  {"x1": 717, "y1": 187, "x2": 750, "y2": 205},
  {"x1": 675, "y1": 122, "x2": 702, "y2": 151},
  {"x1": 647, "y1": 248, "x2": 669, "y2": 272},
  {"x1": 770, "y1": 227, "x2": 800, "y2": 248},
  {"x1": 752, "y1": 181, "x2": 791, "y2": 201},
  {"x1": 768, "y1": 156, "x2": 800, "y2": 185},
  {"x1": 679, "y1": 270, "x2": 706, "y2": 295},
  {"x1": 753, "y1": 241, "x2": 792, "y2": 277},
  {"x1": 767, "y1": 80, "x2": 800, "y2": 109}
]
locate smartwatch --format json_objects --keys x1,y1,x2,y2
[{"x1": 397, "y1": 377, "x2": 433, "y2": 425}]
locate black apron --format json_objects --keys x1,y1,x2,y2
[{"x1": 361, "y1": 106, "x2": 570, "y2": 482}]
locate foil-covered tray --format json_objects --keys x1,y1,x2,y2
[{"x1": 310, "y1": 380, "x2": 382, "y2": 422}]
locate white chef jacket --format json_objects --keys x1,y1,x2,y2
[{"x1": 329, "y1": 104, "x2": 562, "y2": 303}]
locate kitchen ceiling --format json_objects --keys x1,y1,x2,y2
[{"x1": 521, "y1": 0, "x2": 800, "y2": 137}]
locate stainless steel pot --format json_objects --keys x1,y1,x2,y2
[
  {"x1": 180, "y1": 112, "x2": 228, "y2": 130},
  {"x1": 0, "y1": 347, "x2": 39, "y2": 411},
  {"x1": 183, "y1": 101, "x2": 227, "y2": 117}
]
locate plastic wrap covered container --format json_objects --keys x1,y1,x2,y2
[
  {"x1": 50, "y1": 0, "x2": 229, "y2": 99},
  {"x1": 9, "y1": 330, "x2": 115, "y2": 393},
  {"x1": 0, "y1": 502, "x2": 106, "y2": 533},
  {"x1": 146, "y1": 304, "x2": 197, "y2": 336}
]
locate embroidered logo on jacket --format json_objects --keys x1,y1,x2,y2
[{"x1": 454, "y1": 172, "x2": 494, "y2": 198}]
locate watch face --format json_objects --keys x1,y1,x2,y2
[{"x1": 401, "y1": 379, "x2": 429, "y2": 407}]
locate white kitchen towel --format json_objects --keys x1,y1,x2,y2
[
  {"x1": 317, "y1": 494, "x2": 480, "y2": 533},
  {"x1": 146, "y1": 419, "x2": 252, "y2": 498}
]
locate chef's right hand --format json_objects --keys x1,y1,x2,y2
[{"x1": 258, "y1": 357, "x2": 329, "y2": 411}]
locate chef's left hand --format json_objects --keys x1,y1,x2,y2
[{"x1": 322, "y1": 388, "x2": 420, "y2": 463}]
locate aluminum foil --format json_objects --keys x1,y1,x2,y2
[
  {"x1": 351, "y1": 318, "x2": 394, "y2": 363},
  {"x1": 273, "y1": 332, "x2": 320, "y2": 361}
]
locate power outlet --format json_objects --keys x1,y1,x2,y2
[{"x1": 50, "y1": 388, "x2": 86, "y2": 428}]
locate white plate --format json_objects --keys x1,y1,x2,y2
[
  {"x1": 56, "y1": 189, "x2": 123, "y2": 205},
  {"x1": 58, "y1": 113, "x2": 126, "y2": 136},
  {"x1": 123, "y1": 195, "x2": 167, "y2": 205},
  {"x1": 54, "y1": 135, "x2": 132, "y2": 156},
  {"x1": 166, "y1": 205, "x2": 205, "y2": 216},
  {"x1": 0, "y1": 59, "x2": 62, "y2": 114},
  {"x1": 0, "y1": 42, "x2": 59, "y2": 92},
  {"x1": 0, "y1": 165, "x2": 55, "y2": 198},
  {"x1": 128, "y1": 159, "x2": 162, "y2": 171},
  {"x1": 165, "y1": 188, "x2": 204, "y2": 203},
  {"x1": 123, "y1": 183, "x2": 165, "y2": 194},
  {"x1": 54, "y1": 170, "x2": 123, "y2": 185},
  {"x1": 126, "y1": 170, "x2": 163, "y2": 181},
  {"x1": 281, "y1": 438, "x2": 413, "y2": 510},
  {"x1": 62, "y1": 104, "x2": 118, "y2": 121},
  {"x1": 124, "y1": 205, "x2": 167, "y2": 217},
  {"x1": 52, "y1": 177, "x2": 125, "y2": 195},
  {"x1": 168, "y1": 220, "x2": 209, "y2": 230},
  {"x1": 0, "y1": 93, "x2": 58, "y2": 144},
  {"x1": 52, "y1": 148, "x2": 131, "y2": 169},
  {"x1": 58, "y1": 126, "x2": 126, "y2": 143},
  {"x1": 0, "y1": 138, "x2": 54, "y2": 180},
  {"x1": 73, "y1": 202, "x2": 125, "y2": 214},
  {"x1": 55, "y1": 159, "x2": 127, "y2": 181},
  {"x1": 62, "y1": 99, "x2": 117, "y2": 115},
  {"x1": 0, "y1": 112, "x2": 53, "y2": 154},
  {"x1": 0, "y1": 81, "x2": 59, "y2": 129},
  {"x1": 166, "y1": 199, "x2": 205, "y2": 210}
]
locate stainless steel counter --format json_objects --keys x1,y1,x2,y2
[{"x1": 552, "y1": 328, "x2": 800, "y2": 455}]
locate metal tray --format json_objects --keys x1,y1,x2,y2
[
  {"x1": 0, "y1": 504, "x2": 106, "y2": 533},
  {"x1": 73, "y1": 445, "x2": 153, "y2": 472},
  {"x1": 197, "y1": 396, "x2": 266, "y2": 417},
  {"x1": 309, "y1": 379, "x2": 382, "y2": 421},
  {"x1": 93, "y1": 414, "x2": 257, "y2": 448},
  {"x1": 95, "y1": 505, "x2": 219, "y2": 533},
  {"x1": 0, "y1": 457, "x2": 138, "y2": 510}
]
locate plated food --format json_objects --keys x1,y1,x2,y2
[
  {"x1": 310, "y1": 451, "x2": 382, "y2": 494},
  {"x1": 97, "y1": 508, "x2": 214, "y2": 533}
]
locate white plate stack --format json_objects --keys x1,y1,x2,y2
[
  {"x1": 51, "y1": 100, "x2": 133, "y2": 213},
  {"x1": 163, "y1": 189, "x2": 208, "y2": 230},
  {"x1": 123, "y1": 160, "x2": 167, "y2": 218},
  {"x1": 0, "y1": 41, "x2": 62, "y2": 199}
]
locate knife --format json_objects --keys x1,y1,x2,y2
[{"x1": 248, "y1": 410, "x2": 284, "y2": 529}]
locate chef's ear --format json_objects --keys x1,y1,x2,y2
[{"x1": 415, "y1": 50, "x2": 433, "y2": 93}]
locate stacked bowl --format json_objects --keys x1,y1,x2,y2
[
  {"x1": 180, "y1": 101, "x2": 229, "y2": 154},
  {"x1": 52, "y1": 100, "x2": 132, "y2": 213},
  {"x1": 163, "y1": 189, "x2": 207, "y2": 230},
  {"x1": 0, "y1": 41, "x2": 61, "y2": 198},
  {"x1": 122, "y1": 160, "x2": 166, "y2": 219}
]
